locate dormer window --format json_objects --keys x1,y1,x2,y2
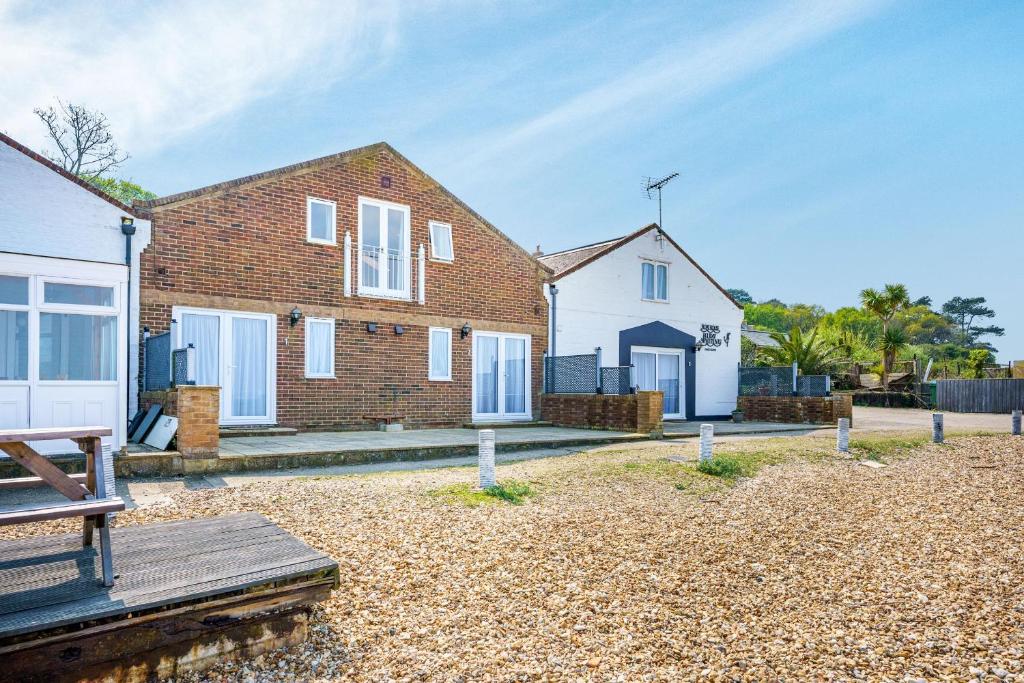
[
  {"x1": 641, "y1": 261, "x2": 668, "y2": 301},
  {"x1": 307, "y1": 197, "x2": 336, "y2": 245}
]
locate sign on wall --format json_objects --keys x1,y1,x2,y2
[{"x1": 699, "y1": 324, "x2": 731, "y2": 351}]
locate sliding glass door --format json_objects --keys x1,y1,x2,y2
[
  {"x1": 176, "y1": 307, "x2": 276, "y2": 425},
  {"x1": 473, "y1": 332, "x2": 531, "y2": 421},
  {"x1": 631, "y1": 347, "x2": 684, "y2": 419}
]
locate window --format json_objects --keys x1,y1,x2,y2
[
  {"x1": 358, "y1": 197, "x2": 411, "y2": 299},
  {"x1": 641, "y1": 262, "x2": 668, "y2": 301},
  {"x1": 429, "y1": 221, "x2": 454, "y2": 262},
  {"x1": 39, "y1": 313, "x2": 117, "y2": 381},
  {"x1": 307, "y1": 197, "x2": 337, "y2": 245},
  {"x1": 428, "y1": 327, "x2": 452, "y2": 381},
  {"x1": 44, "y1": 282, "x2": 114, "y2": 307},
  {"x1": 0, "y1": 276, "x2": 28, "y2": 381},
  {"x1": 305, "y1": 317, "x2": 335, "y2": 378}
]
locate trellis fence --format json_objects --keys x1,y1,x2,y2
[
  {"x1": 143, "y1": 332, "x2": 195, "y2": 391},
  {"x1": 739, "y1": 365, "x2": 831, "y2": 397},
  {"x1": 543, "y1": 353, "x2": 634, "y2": 395},
  {"x1": 936, "y1": 379, "x2": 1024, "y2": 413}
]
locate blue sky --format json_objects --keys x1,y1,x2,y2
[{"x1": 2, "y1": 0, "x2": 1022, "y2": 359}]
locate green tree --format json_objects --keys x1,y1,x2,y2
[
  {"x1": 860, "y1": 284, "x2": 911, "y2": 388},
  {"x1": 895, "y1": 305, "x2": 957, "y2": 345},
  {"x1": 727, "y1": 288, "x2": 754, "y2": 304},
  {"x1": 82, "y1": 176, "x2": 156, "y2": 205},
  {"x1": 877, "y1": 326, "x2": 909, "y2": 389},
  {"x1": 941, "y1": 296, "x2": 1004, "y2": 349},
  {"x1": 757, "y1": 327, "x2": 840, "y2": 375},
  {"x1": 964, "y1": 348, "x2": 995, "y2": 379}
]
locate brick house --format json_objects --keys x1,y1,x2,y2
[{"x1": 136, "y1": 143, "x2": 549, "y2": 430}]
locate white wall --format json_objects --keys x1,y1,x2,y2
[
  {"x1": 546, "y1": 229, "x2": 743, "y2": 417},
  {"x1": 0, "y1": 141, "x2": 152, "y2": 423}
]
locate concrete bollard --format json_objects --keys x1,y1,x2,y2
[
  {"x1": 699, "y1": 424, "x2": 714, "y2": 463},
  {"x1": 836, "y1": 418, "x2": 850, "y2": 453},
  {"x1": 478, "y1": 429, "x2": 496, "y2": 489},
  {"x1": 932, "y1": 413, "x2": 944, "y2": 444},
  {"x1": 1013, "y1": 409, "x2": 1022, "y2": 436}
]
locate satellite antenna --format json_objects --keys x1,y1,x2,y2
[{"x1": 644, "y1": 172, "x2": 679, "y2": 229}]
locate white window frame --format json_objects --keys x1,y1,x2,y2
[
  {"x1": 36, "y1": 276, "x2": 120, "y2": 385},
  {"x1": 428, "y1": 326, "x2": 452, "y2": 381},
  {"x1": 471, "y1": 331, "x2": 532, "y2": 421},
  {"x1": 306, "y1": 197, "x2": 337, "y2": 246},
  {"x1": 357, "y1": 196, "x2": 412, "y2": 300},
  {"x1": 428, "y1": 221, "x2": 454, "y2": 262},
  {"x1": 641, "y1": 260, "x2": 669, "y2": 302},
  {"x1": 304, "y1": 317, "x2": 336, "y2": 379}
]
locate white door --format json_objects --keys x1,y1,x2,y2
[
  {"x1": 473, "y1": 332, "x2": 531, "y2": 421},
  {"x1": 632, "y1": 347, "x2": 684, "y2": 419},
  {"x1": 0, "y1": 263, "x2": 126, "y2": 455},
  {"x1": 176, "y1": 308, "x2": 276, "y2": 425}
]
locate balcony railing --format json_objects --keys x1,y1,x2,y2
[{"x1": 359, "y1": 245, "x2": 411, "y2": 299}]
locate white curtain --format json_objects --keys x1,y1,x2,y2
[
  {"x1": 0, "y1": 310, "x2": 27, "y2": 380},
  {"x1": 504, "y1": 338, "x2": 526, "y2": 414},
  {"x1": 231, "y1": 317, "x2": 267, "y2": 417},
  {"x1": 181, "y1": 313, "x2": 220, "y2": 386},
  {"x1": 656, "y1": 265, "x2": 668, "y2": 300},
  {"x1": 475, "y1": 336, "x2": 498, "y2": 414},
  {"x1": 632, "y1": 352, "x2": 656, "y2": 391},
  {"x1": 641, "y1": 263, "x2": 655, "y2": 299},
  {"x1": 306, "y1": 320, "x2": 334, "y2": 376},
  {"x1": 430, "y1": 329, "x2": 450, "y2": 379},
  {"x1": 658, "y1": 353, "x2": 680, "y2": 415}
]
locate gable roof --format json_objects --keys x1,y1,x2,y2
[
  {"x1": 540, "y1": 223, "x2": 741, "y2": 309},
  {"x1": 137, "y1": 141, "x2": 551, "y2": 273},
  {"x1": 0, "y1": 132, "x2": 145, "y2": 217}
]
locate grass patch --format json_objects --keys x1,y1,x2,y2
[
  {"x1": 696, "y1": 456, "x2": 746, "y2": 479},
  {"x1": 849, "y1": 435, "x2": 929, "y2": 462},
  {"x1": 428, "y1": 480, "x2": 537, "y2": 507}
]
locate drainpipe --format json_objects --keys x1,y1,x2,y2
[
  {"x1": 548, "y1": 283, "x2": 558, "y2": 357},
  {"x1": 121, "y1": 217, "x2": 136, "y2": 425}
]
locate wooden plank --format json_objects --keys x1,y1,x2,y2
[
  {"x1": 0, "y1": 426, "x2": 111, "y2": 443},
  {"x1": 0, "y1": 473, "x2": 88, "y2": 490},
  {"x1": 0, "y1": 442, "x2": 91, "y2": 501},
  {"x1": 0, "y1": 498, "x2": 124, "y2": 526}
]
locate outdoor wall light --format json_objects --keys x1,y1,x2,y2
[
  {"x1": 394, "y1": 324, "x2": 404, "y2": 335},
  {"x1": 695, "y1": 341, "x2": 705, "y2": 352},
  {"x1": 290, "y1": 307, "x2": 302, "y2": 327},
  {"x1": 120, "y1": 216, "x2": 136, "y2": 236},
  {"x1": 367, "y1": 323, "x2": 378, "y2": 334},
  {"x1": 461, "y1": 322, "x2": 472, "y2": 339}
]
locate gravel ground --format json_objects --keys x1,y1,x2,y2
[{"x1": 5, "y1": 434, "x2": 1023, "y2": 682}]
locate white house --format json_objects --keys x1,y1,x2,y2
[
  {"x1": 540, "y1": 224, "x2": 742, "y2": 420},
  {"x1": 0, "y1": 133, "x2": 151, "y2": 453}
]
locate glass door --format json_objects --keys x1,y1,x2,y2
[
  {"x1": 474, "y1": 332, "x2": 531, "y2": 420},
  {"x1": 229, "y1": 315, "x2": 269, "y2": 421},
  {"x1": 631, "y1": 348, "x2": 684, "y2": 419}
]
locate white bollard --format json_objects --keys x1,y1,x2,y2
[
  {"x1": 1013, "y1": 409, "x2": 1022, "y2": 436},
  {"x1": 699, "y1": 424, "x2": 714, "y2": 463},
  {"x1": 932, "y1": 413, "x2": 944, "y2": 444},
  {"x1": 478, "y1": 429, "x2": 496, "y2": 489},
  {"x1": 836, "y1": 418, "x2": 850, "y2": 453}
]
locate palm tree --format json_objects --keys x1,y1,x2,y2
[
  {"x1": 860, "y1": 284, "x2": 911, "y2": 388},
  {"x1": 758, "y1": 326, "x2": 841, "y2": 375},
  {"x1": 877, "y1": 326, "x2": 909, "y2": 389}
]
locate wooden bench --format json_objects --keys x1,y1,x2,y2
[{"x1": 0, "y1": 427, "x2": 125, "y2": 587}]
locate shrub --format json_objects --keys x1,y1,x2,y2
[
  {"x1": 483, "y1": 481, "x2": 536, "y2": 505},
  {"x1": 696, "y1": 456, "x2": 745, "y2": 479}
]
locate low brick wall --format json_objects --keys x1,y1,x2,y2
[
  {"x1": 139, "y1": 386, "x2": 220, "y2": 458},
  {"x1": 738, "y1": 394, "x2": 853, "y2": 426},
  {"x1": 541, "y1": 391, "x2": 663, "y2": 436}
]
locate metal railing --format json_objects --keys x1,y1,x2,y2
[
  {"x1": 360, "y1": 246, "x2": 409, "y2": 295},
  {"x1": 543, "y1": 353, "x2": 635, "y2": 395},
  {"x1": 599, "y1": 366, "x2": 634, "y2": 396},
  {"x1": 739, "y1": 365, "x2": 831, "y2": 397}
]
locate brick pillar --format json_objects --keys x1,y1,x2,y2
[
  {"x1": 175, "y1": 386, "x2": 220, "y2": 459},
  {"x1": 636, "y1": 390, "x2": 664, "y2": 438}
]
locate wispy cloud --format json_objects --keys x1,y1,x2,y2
[
  {"x1": 0, "y1": 0, "x2": 406, "y2": 154},
  {"x1": 454, "y1": 0, "x2": 890, "y2": 174}
]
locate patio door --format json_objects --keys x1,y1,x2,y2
[
  {"x1": 473, "y1": 332, "x2": 531, "y2": 421},
  {"x1": 631, "y1": 347, "x2": 684, "y2": 419},
  {"x1": 175, "y1": 307, "x2": 276, "y2": 425}
]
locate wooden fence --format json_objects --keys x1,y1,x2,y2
[{"x1": 935, "y1": 379, "x2": 1024, "y2": 413}]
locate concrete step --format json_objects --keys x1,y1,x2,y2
[
  {"x1": 220, "y1": 426, "x2": 298, "y2": 439},
  {"x1": 462, "y1": 421, "x2": 553, "y2": 429}
]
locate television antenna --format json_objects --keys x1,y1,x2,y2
[{"x1": 644, "y1": 172, "x2": 679, "y2": 228}]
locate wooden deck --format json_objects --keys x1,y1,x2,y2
[{"x1": 0, "y1": 513, "x2": 339, "y2": 681}]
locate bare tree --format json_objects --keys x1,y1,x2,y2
[{"x1": 33, "y1": 100, "x2": 128, "y2": 176}]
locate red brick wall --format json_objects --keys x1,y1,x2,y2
[
  {"x1": 139, "y1": 146, "x2": 548, "y2": 430},
  {"x1": 540, "y1": 391, "x2": 663, "y2": 435},
  {"x1": 737, "y1": 395, "x2": 853, "y2": 425}
]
